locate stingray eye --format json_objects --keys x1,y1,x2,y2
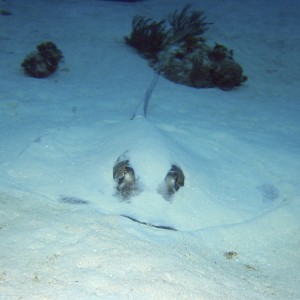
[
  {"x1": 124, "y1": 166, "x2": 128, "y2": 175},
  {"x1": 174, "y1": 173, "x2": 178, "y2": 182},
  {"x1": 170, "y1": 171, "x2": 178, "y2": 181}
]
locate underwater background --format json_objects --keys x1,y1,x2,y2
[{"x1": 0, "y1": 0, "x2": 299, "y2": 299}]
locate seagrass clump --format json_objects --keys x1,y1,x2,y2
[
  {"x1": 168, "y1": 4, "x2": 212, "y2": 44},
  {"x1": 21, "y1": 42, "x2": 63, "y2": 78},
  {"x1": 125, "y1": 5, "x2": 247, "y2": 90},
  {"x1": 125, "y1": 16, "x2": 168, "y2": 58}
]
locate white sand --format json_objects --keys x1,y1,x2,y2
[{"x1": 0, "y1": 0, "x2": 299, "y2": 299}]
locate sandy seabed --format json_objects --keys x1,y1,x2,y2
[{"x1": 1, "y1": 0, "x2": 300, "y2": 299}]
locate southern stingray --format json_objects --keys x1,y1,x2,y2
[{"x1": 1, "y1": 73, "x2": 286, "y2": 232}]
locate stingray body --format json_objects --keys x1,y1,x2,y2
[
  {"x1": 1, "y1": 72, "x2": 284, "y2": 232},
  {"x1": 113, "y1": 74, "x2": 185, "y2": 202}
]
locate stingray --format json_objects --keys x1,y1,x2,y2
[{"x1": 5, "y1": 71, "x2": 285, "y2": 232}]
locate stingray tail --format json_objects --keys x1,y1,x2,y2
[{"x1": 131, "y1": 73, "x2": 160, "y2": 120}]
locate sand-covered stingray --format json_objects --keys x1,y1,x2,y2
[{"x1": 0, "y1": 74, "x2": 286, "y2": 232}]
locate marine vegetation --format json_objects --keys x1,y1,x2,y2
[
  {"x1": 125, "y1": 4, "x2": 210, "y2": 57},
  {"x1": 125, "y1": 16, "x2": 168, "y2": 58},
  {"x1": 167, "y1": 4, "x2": 212, "y2": 44},
  {"x1": 21, "y1": 42, "x2": 64, "y2": 78},
  {"x1": 125, "y1": 5, "x2": 247, "y2": 90}
]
